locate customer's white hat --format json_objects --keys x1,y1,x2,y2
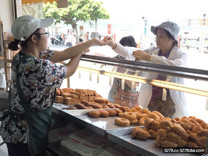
[
  {"x1": 11, "y1": 15, "x2": 54, "y2": 42},
  {"x1": 151, "y1": 21, "x2": 180, "y2": 41}
]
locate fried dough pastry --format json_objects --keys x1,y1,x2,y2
[
  {"x1": 159, "y1": 120, "x2": 173, "y2": 131},
  {"x1": 160, "y1": 140, "x2": 178, "y2": 148},
  {"x1": 166, "y1": 132, "x2": 181, "y2": 143},
  {"x1": 131, "y1": 127, "x2": 150, "y2": 140},
  {"x1": 188, "y1": 141, "x2": 199, "y2": 148},
  {"x1": 141, "y1": 108, "x2": 151, "y2": 114},
  {"x1": 196, "y1": 136, "x2": 207, "y2": 148},
  {"x1": 157, "y1": 129, "x2": 167, "y2": 139},
  {"x1": 148, "y1": 129, "x2": 158, "y2": 139},
  {"x1": 176, "y1": 139, "x2": 188, "y2": 147},
  {"x1": 171, "y1": 124, "x2": 189, "y2": 141}
]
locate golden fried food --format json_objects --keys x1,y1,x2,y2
[
  {"x1": 131, "y1": 126, "x2": 150, "y2": 140},
  {"x1": 188, "y1": 118, "x2": 200, "y2": 126},
  {"x1": 115, "y1": 117, "x2": 130, "y2": 127},
  {"x1": 75, "y1": 104, "x2": 86, "y2": 109},
  {"x1": 81, "y1": 100, "x2": 91, "y2": 106},
  {"x1": 107, "y1": 104, "x2": 116, "y2": 108},
  {"x1": 201, "y1": 122, "x2": 208, "y2": 129},
  {"x1": 198, "y1": 129, "x2": 208, "y2": 137},
  {"x1": 129, "y1": 119, "x2": 139, "y2": 125},
  {"x1": 148, "y1": 129, "x2": 158, "y2": 139},
  {"x1": 159, "y1": 120, "x2": 173, "y2": 131},
  {"x1": 141, "y1": 108, "x2": 151, "y2": 114},
  {"x1": 136, "y1": 113, "x2": 148, "y2": 120},
  {"x1": 152, "y1": 111, "x2": 165, "y2": 119},
  {"x1": 179, "y1": 121, "x2": 192, "y2": 130},
  {"x1": 150, "y1": 120, "x2": 160, "y2": 131},
  {"x1": 112, "y1": 103, "x2": 121, "y2": 108},
  {"x1": 157, "y1": 129, "x2": 167, "y2": 139},
  {"x1": 99, "y1": 110, "x2": 109, "y2": 118},
  {"x1": 102, "y1": 105, "x2": 110, "y2": 109},
  {"x1": 176, "y1": 139, "x2": 188, "y2": 148},
  {"x1": 160, "y1": 140, "x2": 178, "y2": 148},
  {"x1": 123, "y1": 112, "x2": 137, "y2": 120},
  {"x1": 171, "y1": 124, "x2": 189, "y2": 141},
  {"x1": 114, "y1": 109, "x2": 123, "y2": 114},
  {"x1": 148, "y1": 113, "x2": 160, "y2": 119},
  {"x1": 155, "y1": 135, "x2": 161, "y2": 147},
  {"x1": 134, "y1": 106, "x2": 142, "y2": 111},
  {"x1": 87, "y1": 110, "x2": 101, "y2": 118},
  {"x1": 189, "y1": 132, "x2": 198, "y2": 142},
  {"x1": 139, "y1": 117, "x2": 148, "y2": 125},
  {"x1": 107, "y1": 109, "x2": 117, "y2": 117},
  {"x1": 144, "y1": 118, "x2": 154, "y2": 129},
  {"x1": 118, "y1": 112, "x2": 124, "y2": 117},
  {"x1": 192, "y1": 125, "x2": 203, "y2": 133},
  {"x1": 196, "y1": 136, "x2": 207, "y2": 148},
  {"x1": 119, "y1": 106, "x2": 126, "y2": 112},
  {"x1": 94, "y1": 97, "x2": 107, "y2": 104},
  {"x1": 166, "y1": 132, "x2": 181, "y2": 143},
  {"x1": 91, "y1": 103, "x2": 102, "y2": 109},
  {"x1": 188, "y1": 141, "x2": 199, "y2": 148}
]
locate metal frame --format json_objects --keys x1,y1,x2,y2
[{"x1": 81, "y1": 54, "x2": 208, "y2": 81}]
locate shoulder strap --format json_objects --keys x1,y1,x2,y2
[
  {"x1": 12, "y1": 54, "x2": 35, "y2": 68},
  {"x1": 15, "y1": 54, "x2": 35, "y2": 112}
]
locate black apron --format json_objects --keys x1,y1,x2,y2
[{"x1": 12, "y1": 54, "x2": 55, "y2": 156}]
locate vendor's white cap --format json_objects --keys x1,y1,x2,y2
[
  {"x1": 151, "y1": 21, "x2": 180, "y2": 41},
  {"x1": 11, "y1": 15, "x2": 54, "y2": 42}
]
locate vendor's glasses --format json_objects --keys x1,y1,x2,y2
[{"x1": 39, "y1": 32, "x2": 49, "y2": 38}]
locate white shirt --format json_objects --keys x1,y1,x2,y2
[
  {"x1": 140, "y1": 45, "x2": 188, "y2": 118},
  {"x1": 113, "y1": 43, "x2": 139, "y2": 60},
  {"x1": 113, "y1": 43, "x2": 188, "y2": 118}
]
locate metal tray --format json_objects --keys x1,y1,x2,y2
[
  {"x1": 52, "y1": 105, "x2": 135, "y2": 136},
  {"x1": 107, "y1": 127, "x2": 198, "y2": 156}
]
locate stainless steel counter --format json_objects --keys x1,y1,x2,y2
[
  {"x1": 108, "y1": 128, "x2": 198, "y2": 156},
  {"x1": 52, "y1": 103, "x2": 200, "y2": 156},
  {"x1": 53, "y1": 103, "x2": 134, "y2": 136}
]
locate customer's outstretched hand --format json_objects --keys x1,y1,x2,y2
[{"x1": 102, "y1": 36, "x2": 117, "y2": 49}]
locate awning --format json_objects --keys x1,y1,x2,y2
[{"x1": 22, "y1": 0, "x2": 57, "y2": 5}]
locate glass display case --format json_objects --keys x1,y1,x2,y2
[
  {"x1": 51, "y1": 54, "x2": 208, "y2": 156},
  {"x1": 64, "y1": 54, "x2": 208, "y2": 121}
]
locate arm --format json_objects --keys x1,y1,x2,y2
[
  {"x1": 64, "y1": 54, "x2": 82, "y2": 78},
  {"x1": 51, "y1": 38, "x2": 107, "y2": 63},
  {"x1": 150, "y1": 53, "x2": 187, "y2": 66},
  {"x1": 133, "y1": 48, "x2": 187, "y2": 66},
  {"x1": 103, "y1": 36, "x2": 129, "y2": 59}
]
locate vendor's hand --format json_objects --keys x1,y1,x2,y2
[
  {"x1": 103, "y1": 36, "x2": 116, "y2": 49},
  {"x1": 132, "y1": 50, "x2": 151, "y2": 61},
  {"x1": 92, "y1": 38, "x2": 108, "y2": 46}
]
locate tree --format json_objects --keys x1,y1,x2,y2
[
  {"x1": 43, "y1": 0, "x2": 110, "y2": 43},
  {"x1": 89, "y1": 1, "x2": 110, "y2": 32}
]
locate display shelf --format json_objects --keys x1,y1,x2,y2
[
  {"x1": 52, "y1": 106, "x2": 199, "y2": 156},
  {"x1": 53, "y1": 103, "x2": 135, "y2": 136},
  {"x1": 107, "y1": 128, "x2": 197, "y2": 156}
]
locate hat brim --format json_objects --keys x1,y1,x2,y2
[
  {"x1": 151, "y1": 26, "x2": 168, "y2": 35},
  {"x1": 38, "y1": 18, "x2": 54, "y2": 28},
  {"x1": 151, "y1": 25, "x2": 178, "y2": 42},
  {"x1": 151, "y1": 26, "x2": 157, "y2": 35}
]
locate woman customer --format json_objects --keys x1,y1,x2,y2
[
  {"x1": 107, "y1": 36, "x2": 141, "y2": 107},
  {"x1": 132, "y1": 21, "x2": 188, "y2": 118},
  {"x1": 0, "y1": 15, "x2": 107, "y2": 156}
]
